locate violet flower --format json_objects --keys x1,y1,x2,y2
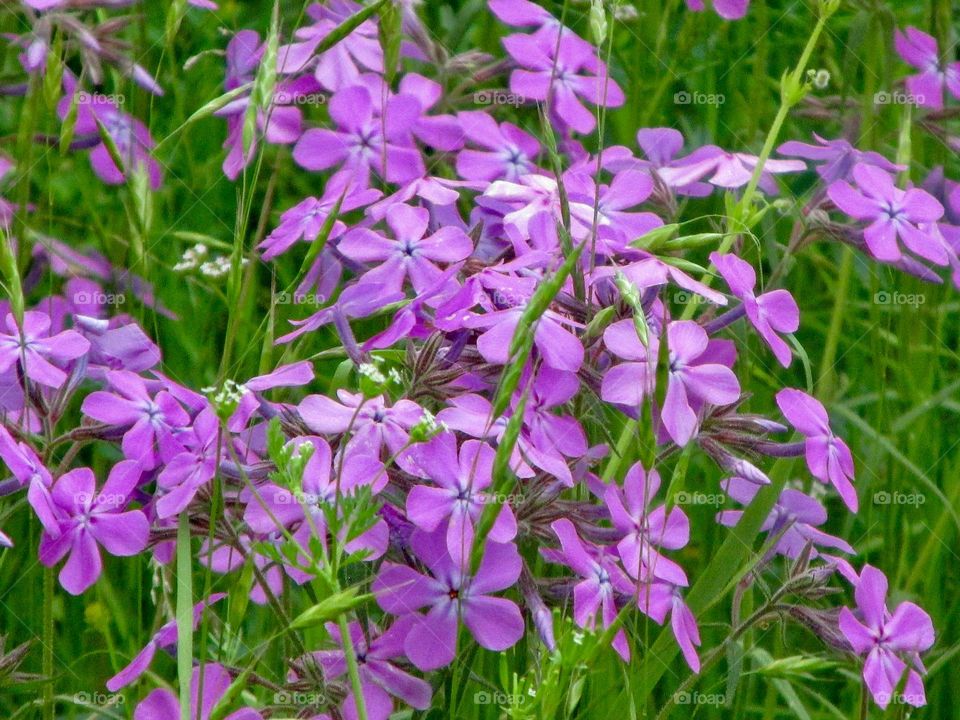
[
  {"x1": 547, "y1": 518, "x2": 633, "y2": 660},
  {"x1": 258, "y1": 181, "x2": 381, "y2": 261},
  {"x1": 0, "y1": 310, "x2": 89, "y2": 388},
  {"x1": 710, "y1": 252, "x2": 800, "y2": 367},
  {"x1": 298, "y1": 390, "x2": 424, "y2": 459},
  {"x1": 661, "y1": 320, "x2": 741, "y2": 446},
  {"x1": 57, "y1": 79, "x2": 162, "y2": 189},
  {"x1": 718, "y1": 477, "x2": 855, "y2": 559},
  {"x1": 684, "y1": 0, "x2": 750, "y2": 21},
  {"x1": 828, "y1": 164, "x2": 945, "y2": 264},
  {"x1": 776, "y1": 389, "x2": 858, "y2": 512},
  {"x1": 81, "y1": 370, "x2": 190, "y2": 470},
  {"x1": 778, "y1": 134, "x2": 901, "y2": 184},
  {"x1": 405, "y1": 432, "x2": 517, "y2": 566},
  {"x1": 337, "y1": 204, "x2": 473, "y2": 294},
  {"x1": 503, "y1": 32, "x2": 624, "y2": 135},
  {"x1": 372, "y1": 527, "x2": 524, "y2": 671},
  {"x1": 603, "y1": 463, "x2": 689, "y2": 585},
  {"x1": 107, "y1": 594, "x2": 227, "y2": 691},
  {"x1": 839, "y1": 565, "x2": 934, "y2": 709},
  {"x1": 133, "y1": 663, "x2": 263, "y2": 720},
  {"x1": 311, "y1": 617, "x2": 432, "y2": 720},
  {"x1": 154, "y1": 407, "x2": 220, "y2": 519},
  {"x1": 292, "y1": 81, "x2": 425, "y2": 187},
  {"x1": 894, "y1": 27, "x2": 960, "y2": 111},
  {"x1": 36, "y1": 462, "x2": 149, "y2": 595},
  {"x1": 455, "y1": 110, "x2": 540, "y2": 182}
]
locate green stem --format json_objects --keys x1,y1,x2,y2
[
  {"x1": 338, "y1": 614, "x2": 369, "y2": 720},
  {"x1": 42, "y1": 565, "x2": 53, "y2": 720},
  {"x1": 816, "y1": 246, "x2": 853, "y2": 398},
  {"x1": 176, "y1": 513, "x2": 194, "y2": 720}
]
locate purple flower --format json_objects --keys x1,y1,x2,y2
[
  {"x1": 456, "y1": 111, "x2": 540, "y2": 182},
  {"x1": 894, "y1": 27, "x2": 960, "y2": 111},
  {"x1": 372, "y1": 527, "x2": 524, "y2": 671},
  {"x1": 661, "y1": 320, "x2": 741, "y2": 446},
  {"x1": 776, "y1": 389, "x2": 858, "y2": 512},
  {"x1": 601, "y1": 318, "x2": 659, "y2": 407},
  {"x1": 218, "y1": 30, "x2": 304, "y2": 180},
  {"x1": 504, "y1": 32, "x2": 624, "y2": 135},
  {"x1": 57, "y1": 82, "x2": 162, "y2": 189},
  {"x1": 36, "y1": 462, "x2": 149, "y2": 595},
  {"x1": 548, "y1": 518, "x2": 633, "y2": 660},
  {"x1": 604, "y1": 128, "x2": 714, "y2": 196},
  {"x1": 0, "y1": 425, "x2": 56, "y2": 531},
  {"x1": 778, "y1": 134, "x2": 902, "y2": 184},
  {"x1": 718, "y1": 477, "x2": 855, "y2": 559},
  {"x1": 311, "y1": 618, "x2": 432, "y2": 720},
  {"x1": 0, "y1": 311, "x2": 89, "y2": 388},
  {"x1": 566, "y1": 170, "x2": 664, "y2": 255},
  {"x1": 243, "y1": 436, "x2": 388, "y2": 572},
  {"x1": 292, "y1": 81, "x2": 425, "y2": 187},
  {"x1": 81, "y1": 370, "x2": 190, "y2": 470},
  {"x1": 282, "y1": 1, "x2": 383, "y2": 92},
  {"x1": 298, "y1": 391, "x2": 424, "y2": 459},
  {"x1": 133, "y1": 663, "x2": 263, "y2": 720},
  {"x1": 338, "y1": 204, "x2": 473, "y2": 294},
  {"x1": 405, "y1": 433, "x2": 517, "y2": 566},
  {"x1": 258, "y1": 181, "x2": 381, "y2": 261},
  {"x1": 107, "y1": 594, "x2": 226, "y2": 691},
  {"x1": 684, "y1": 0, "x2": 750, "y2": 20},
  {"x1": 436, "y1": 392, "x2": 575, "y2": 485},
  {"x1": 464, "y1": 283, "x2": 584, "y2": 372},
  {"x1": 710, "y1": 252, "x2": 800, "y2": 367},
  {"x1": 154, "y1": 407, "x2": 220, "y2": 518},
  {"x1": 828, "y1": 164, "x2": 946, "y2": 264},
  {"x1": 838, "y1": 565, "x2": 934, "y2": 709},
  {"x1": 603, "y1": 463, "x2": 689, "y2": 585}
]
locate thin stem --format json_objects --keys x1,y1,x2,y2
[
  {"x1": 338, "y1": 614, "x2": 369, "y2": 720},
  {"x1": 176, "y1": 513, "x2": 194, "y2": 720},
  {"x1": 42, "y1": 565, "x2": 53, "y2": 720}
]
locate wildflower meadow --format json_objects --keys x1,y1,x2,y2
[{"x1": 0, "y1": 0, "x2": 958, "y2": 718}]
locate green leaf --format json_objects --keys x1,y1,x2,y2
[{"x1": 289, "y1": 586, "x2": 373, "y2": 630}]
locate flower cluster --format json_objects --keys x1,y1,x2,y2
[{"x1": 0, "y1": 1, "x2": 948, "y2": 718}]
